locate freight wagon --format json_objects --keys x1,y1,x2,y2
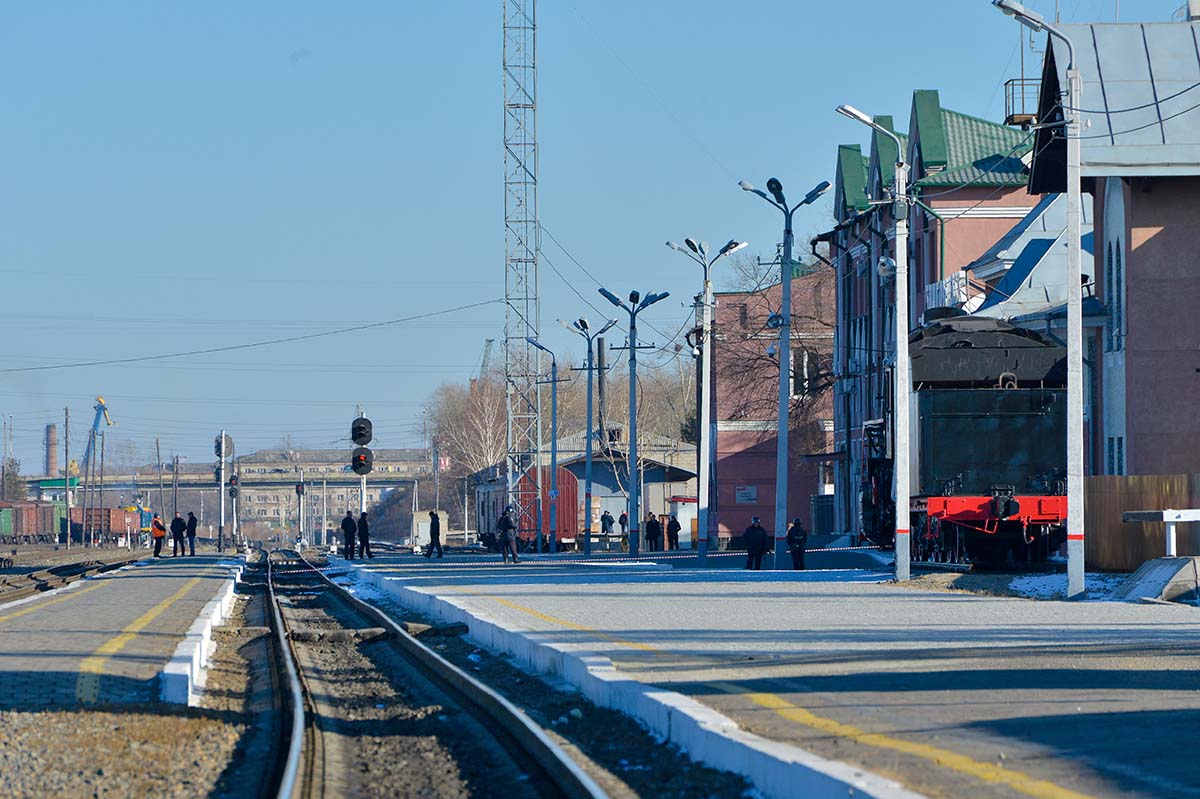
[{"x1": 0, "y1": 501, "x2": 67, "y2": 545}]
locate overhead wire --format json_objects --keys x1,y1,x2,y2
[{"x1": 0, "y1": 298, "x2": 503, "y2": 374}]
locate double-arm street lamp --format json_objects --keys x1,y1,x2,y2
[
  {"x1": 599, "y1": 287, "x2": 670, "y2": 557},
  {"x1": 560, "y1": 316, "x2": 618, "y2": 555},
  {"x1": 739, "y1": 178, "x2": 830, "y2": 566},
  {"x1": 836, "y1": 103, "x2": 912, "y2": 582},
  {"x1": 527, "y1": 337, "x2": 561, "y2": 555},
  {"x1": 666, "y1": 238, "x2": 747, "y2": 563},
  {"x1": 992, "y1": 0, "x2": 1085, "y2": 599}
]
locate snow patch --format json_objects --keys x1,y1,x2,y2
[{"x1": 1007, "y1": 571, "x2": 1128, "y2": 600}]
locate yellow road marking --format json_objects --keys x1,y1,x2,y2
[
  {"x1": 0, "y1": 580, "x2": 108, "y2": 624},
  {"x1": 460, "y1": 587, "x2": 1095, "y2": 799},
  {"x1": 76, "y1": 575, "x2": 204, "y2": 703}
]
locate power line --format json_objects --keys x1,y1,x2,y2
[
  {"x1": 1074, "y1": 97, "x2": 1200, "y2": 139},
  {"x1": 0, "y1": 298, "x2": 503, "y2": 374}
]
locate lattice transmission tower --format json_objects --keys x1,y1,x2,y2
[{"x1": 502, "y1": 0, "x2": 543, "y2": 536}]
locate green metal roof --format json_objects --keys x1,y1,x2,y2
[
  {"x1": 835, "y1": 144, "x2": 869, "y2": 214},
  {"x1": 914, "y1": 108, "x2": 1030, "y2": 189},
  {"x1": 870, "y1": 115, "x2": 908, "y2": 188},
  {"x1": 911, "y1": 90, "x2": 948, "y2": 170}
]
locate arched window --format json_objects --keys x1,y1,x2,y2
[
  {"x1": 1114, "y1": 240, "x2": 1123, "y2": 351},
  {"x1": 1105, "y1": 242, "x2": 1114, "y2": 352}
]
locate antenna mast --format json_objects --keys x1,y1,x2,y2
[{"x1": 502, "y1": 0, "x2": 543, "y2": 536}]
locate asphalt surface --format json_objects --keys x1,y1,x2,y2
[{"x1": 345, "y1": 552, "x2": 1200, "y2": 799}]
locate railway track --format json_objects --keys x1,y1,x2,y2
[
  {"x1": 264, "y1": 549, "x2": 608, "y2": 799},
  {"x1": 0, "y1": 556, "x2": 139, "y2": 602}
]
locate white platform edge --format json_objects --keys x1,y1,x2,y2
[
  {"x1": 160, "y1": 559, "x2": 245, "y2": 706},
  {"x1": 346, "y1": 562, "x2": 927, "y2": 799}
]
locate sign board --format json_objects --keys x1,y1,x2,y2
[{"x1": 735, "y1": 485, "x2": 758, "y2": 504}]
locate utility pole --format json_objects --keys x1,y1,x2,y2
[
  {"x1": 233, "y1": 457, "x2": 240, "y2": 548},
  {"x1": 155, "y1": 438, "x2": 165, "y2": 523},
  {"x1": 99, "y1": 432, "x2": 106, "y2": 545},
  {"x1": 64, "y1": 407, "x2": 71, "y2": 548},
  {"x1": 528, "y1": 337, "x2": 564, "y2": 554},
  {"x1": 217, "y1": 430, "x2": 226, "y2": 553},
  {"x1": 599, "y1": 288, "x2": 670, "y2": 558},
  {"x1": 322, "y1": 479, "x2": 328, "y2": 548},
  {"x1": 562, "y1": 318, "x2": 617, "y2": 556},
  {"x1": 171, "y1": 454, "x2": 180, "y2": 516},
  {"x1": 298, "y1": 468, "x2": 305, "y2": 548},
  {"x1": 433, "y1": 439, "x2": 440, "y2": 515}
]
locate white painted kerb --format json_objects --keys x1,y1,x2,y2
[
  {"x1": 344, "y1": 561, "x2": 926, "y2": 799},
  {"x1": 160, "y1": 559, "x2": 244, "y2": 706}
]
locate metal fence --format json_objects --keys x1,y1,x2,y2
[{"x1": 1086, "y1": 474, "x2": 1200, "y2": 570}]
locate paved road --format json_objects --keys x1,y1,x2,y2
[
  {"x1": 348, "y1": 554, "x2": 1200, "y2": 799},
  {"x1": 0, "y1": 555, "x2": 240, "y2": 706}
]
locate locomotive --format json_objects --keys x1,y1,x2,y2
[{"x1": 860, "y1": 311, "x2": 1068, "y2": 563}]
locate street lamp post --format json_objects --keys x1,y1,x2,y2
[
  {"x1": 666, "y1": 238, "x2": 747, "y2": 563},
  {"x1": 993, "y1": 0, "x2": 1085, "y2": 598},
  {"x1": 560, "y1": 317, "x2": 618, "y2": 555},
  {"x1": 527, "y1": 337, "x2": 561, "y2": 554},
  {"x1": 599, "y1": 288, "x2": 670, "y2": 558},
  {"x1": 739, "y1": 178, "x2": 831, "y2": 567},
  {"x1": 837, "y1": 102, "x2": 912, "y2": 582}
]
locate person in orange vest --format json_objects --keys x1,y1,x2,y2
[{"x1": 150, "y1": 513, "x2": 167, "y2": 558}]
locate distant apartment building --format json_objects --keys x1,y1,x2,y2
[{"x1": 712, "y1": 267, "x2": 836, "y2": 544}]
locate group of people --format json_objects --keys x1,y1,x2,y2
[
  {"x1": 149, "y1": 511, "x2": 198, "y2": 558},
  {"x1": 340, "y1": 511, "x2": 373, "y2": 559},
  {"x1": 742, "y1": 516, "x2": 808, "y2": 570},
  {"x1": 641, "y1": 512, "x2": 682, "y2": 552}
]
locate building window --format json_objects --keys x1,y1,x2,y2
[
  {"x1": 1107, "y1": 437, "x2": 1115, "y2": 476},
  {"x1": 1105, "y1": 242, "x2": 1114, "y2": 352},
  {"x1": 1117, "y1": 436, "x2": 1124, "y2": 476},
  {"x1": 792, "y1": 349, "x2": 811, "y2": 397},
  {"x1": 1108, "y1": 241, "x2": 1118, "y2": 350}
]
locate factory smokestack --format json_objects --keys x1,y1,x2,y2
[{"x1": 45, "y1": 424, "x2": 58, "y2": 477}]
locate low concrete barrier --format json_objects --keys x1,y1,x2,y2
[
  {"x1": 160, "y1": 559, "x2": 244, "y2": 706},
  {"x1": 344, "y1": 561, "x2": 924, "y2": 799}
]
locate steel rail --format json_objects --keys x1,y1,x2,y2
[
  {"x1": 287, "y1": 550, "x2": 610, "y2": 799},
  {"x1": 265, "y1": 552, "x2": 306, "y2": 799},
  {"x1": 0, "y1": 557, "x2": 139, "y2": 603}
]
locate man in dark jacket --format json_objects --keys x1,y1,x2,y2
[
  {"x1": 618, "y1": 512, "x2": 628, "y2": 535},
  {"x1": 666, "y1": 515, "x2": 682, "y2": 550},
  {"x1": 185, "y1": 511, "x2": 198, "y2": 556},
  {"x1": 744, "y1": 516, "x2": 768, "y2": 570},
  {"x1": 425, "y1": 510, "x2": 443, "y2": 558},
  {"x1": 169, "y1": 512, "x2": 187, "y2": 557},
  {"x1": 358, "y1": 512, "x2": 373, "y2": 559},
  {"x1": 786, "y1": 517, "x2": 808, "y2": 570},
  {"x1": 644, "y1": 513, "x2": 663, "y2": 552},
  {"x1": 341, "y1": 511, "x2": 357, "y2": 560},
  {"x1": 497, "y1": 506, "x2": 520, "y2": 564}
]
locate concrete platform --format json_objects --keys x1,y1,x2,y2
[
  {"x1": 342, "y1": 552, "x2": 1200, "y2": 799},
  {"x1": 0, "y1": 555, "x2": 243, "y2": 706}
]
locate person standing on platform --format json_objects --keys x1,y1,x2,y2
[
  {"x1": 169, "y1": 512, "x2": 187, "y2": 557},
  {"x1": 644, "y1": 513, "x2": 662, "y2": 552},
  {"x1": 425, "y1": 510, "x2": 443, "y2": 558},
  {"x1": 787, "y1": 517, "x2": 808, "y2": 570},
  {"x1": 666, "y1": 514, "x2": 681, "y2": 551},
  {"x1": 185, "y1": 511, "x2": 198, "y2": 556},
  {"x1": 357, "y1": 512, "x2": 373, "y2": 559},
  {"x1": 497, "y1": 506, "x2": 520, "y2": 564},
  {"x1": 341, "y1": 511, "x2": 357, "y2": 560},
  {"x1": 151, "y1": 513, "x2": 167, "y2": 558},
  {"x1": 618, "y1": 511, "x2": 628, "y2": 537},
  {"x1": 744, "y1": 516, "x2": 768, "y2": 570}
]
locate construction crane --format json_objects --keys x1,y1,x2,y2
[
  {"x1": 478, "y1": 338, "x2": 495, "y2": 379},
  {"x1": 72, "y1": 396, "x2": 113, "y2": 476}
]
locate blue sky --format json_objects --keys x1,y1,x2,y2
[{"x1": 0, "y1": 0, "x2": 1164, "y2": 470}]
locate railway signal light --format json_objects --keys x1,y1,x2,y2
[
  {"x1": 229, "y1": 485, "x2": 239, "y2": 499},
  {"x1": 351, "y1": 417, "x2": 373, "y2": 446},
  {"x1": 295, "y1": 483, "x2": 305, "y2": 496},
  {"x1": 351, "y1": 447, "x2": 373, "y2": 475},
  {"x1": 214, "y1": 465, "x2": 221, "y2": 485},
  {"x1": 229, "y1": 475, "x2": 238, "y2": 487}
]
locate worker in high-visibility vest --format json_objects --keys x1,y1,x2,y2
[{"x1": 151, "y1": 513, "x2": 167, "y2": 558}]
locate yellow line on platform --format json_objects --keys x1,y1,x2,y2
[
  {"x1": 712, "y1": 685, "x2": 1096, "y2": 799},
  {"x1": 0, "y1": 580, "x2": 107, "y2": 624},
  {"x1": 463, "y1": 588, "x2": 1094, "y2": 799},
  {"x1": 75, "y1": 575, "x2": 204, "y2": 703}
]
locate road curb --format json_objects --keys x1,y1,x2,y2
[{"x1": 344, "y1": 560, "x2": 926, "y2": 799}]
